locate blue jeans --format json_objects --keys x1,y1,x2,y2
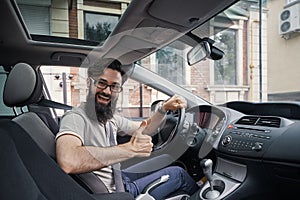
[{"x1": 122, "y1": 166, "x2": 199, "y2": 200}]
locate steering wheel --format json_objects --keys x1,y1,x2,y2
[
  {"x1": 120, "y1": 106, "x2": 186, "y2": 171},
  {"x1": 152, "y1": 107, "x2": 186, "y2": 151}
]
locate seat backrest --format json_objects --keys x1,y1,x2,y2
[
  {"x1": 3, "y1": 63, "x2": 56, "y2": 158},
  {"x1": 3, "y1": 63, "x2": 109, "y2": 194},
  {"x1": 0, "y1": 118, "x2": 134, "y2": 200},
  {"x1": 0, "y1": 119, "x2": 47, "y2": 200}
]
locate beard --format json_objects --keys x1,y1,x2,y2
[{"x1": 85, "y1": 90, "x2": 118, "y2": 124}]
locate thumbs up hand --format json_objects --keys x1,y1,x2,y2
[{"x1": 127, "y1": 120, "x2": 153, "y2": 157}]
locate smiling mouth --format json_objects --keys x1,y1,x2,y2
[{"x1": 96, "y1": 93, "x2": 111, "y2": 104}]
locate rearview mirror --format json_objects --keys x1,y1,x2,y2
[{"x1": 187, "y1": 41, "x2": 211, "y2": 66}]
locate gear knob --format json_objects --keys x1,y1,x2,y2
[
  {"x1": 200, "y1": 159, "x2": 213, "y2": 182},
  {"x1": 200, "y1": 159, "x2": 221, "y2": 199},
  {"x1": 200, "y1": 159, "x2": 214, "y2": 191}
]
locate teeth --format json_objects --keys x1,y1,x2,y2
[{"x1": 98, "y1": 94, "x2": 110, "y2": 100}]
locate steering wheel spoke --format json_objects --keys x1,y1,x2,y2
[{"x1": 152, "y1": 107, "x2": 185, "y2": 151}]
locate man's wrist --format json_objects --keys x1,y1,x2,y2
[
  {"x1": 119, "y1": 143, "x2": 136, "y2": 158},
  {"x1": 157, "y1": 101, "x2": 167, "y2": 114}
]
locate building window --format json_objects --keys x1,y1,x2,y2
[
  {"x1": 84, "y1": 12, "x2": 119, "y2": 43},
  {"x1": 214, "y1": 28, "x2": 237, "y2": 85},
  {"x1": 156, "y1": 47, "x2": 185, "y2": 85},
  {"x1": 17, "y1": 3, "x2": 50, "y2": 35}
]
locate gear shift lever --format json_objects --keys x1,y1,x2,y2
[
  {"x1": 200, "y1": 159, "x2": 214, "y2": 190},
  {"x1": 200, "y1": 159, "x2": 220, "y2": 199}
]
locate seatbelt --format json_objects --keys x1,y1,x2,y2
[
  {"x1": 107, "y1": 122, "x2": 125, "y2": 192},
  {"x1": 37, "y1": 98, "x2": 72, "y2": 110}
]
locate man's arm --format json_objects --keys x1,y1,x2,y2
[
  {"x1": 143, "y1": 95, "x2": 187, "y2": 136},
  {"x1": 56, "y1": 121, "x2": 153, "y2": 174}
]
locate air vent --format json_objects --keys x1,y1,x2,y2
[
  {"x1": 256, "y1": 117, "x2": 281, "y2": 128},
  {"x1": 236, "y1": 116, "x2": 259, "y2": 125},
  {"x1": 236, "y1": 116, "x2": 281, "y2": 128}
]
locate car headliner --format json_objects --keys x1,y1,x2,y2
[{"x1": 0, "y1": 0, "x2": 238, "y2": 67}]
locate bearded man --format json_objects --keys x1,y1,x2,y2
[{"x1": 55, "y1": 59, "x2": 199, "y2": 200}]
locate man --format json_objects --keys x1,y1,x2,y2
[{"x1": 56, "y1": 59, "x2": 199, "y2": 200}]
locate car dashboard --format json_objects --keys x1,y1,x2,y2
[
  {"x1": 183, "y1": 102, "x2": 300, "y2": 199},
  {"x1": 218, "y1": 115, "x2": 295, "y2": 159}
]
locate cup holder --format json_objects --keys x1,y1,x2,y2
[{"x1": 202, "y1": 179, "x2": 225, "y2": 199}]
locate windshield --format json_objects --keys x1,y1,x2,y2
[
  {"x1": 139, "y1": 40, "x2": 207, "y2": 98},
  {"x1": 139, "y1": 0, "x2": 300, "y2": 105},
  {"x1": 15, "y1": 0, "x2": 300, "y2": 118}
]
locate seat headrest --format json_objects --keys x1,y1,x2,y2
[{"x1": 3, "y1": 63, "x2": 42, "y2": 107}]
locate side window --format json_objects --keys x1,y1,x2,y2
[
  {"x1": 40, "y1": 65, "x2": 169, "y2": 119},
  {"x1": 40, "y1": 66, "x2": 88, "y2": 117},
  {"x1": 0, "y1": 67, "x2": 12, "y2": 116}
]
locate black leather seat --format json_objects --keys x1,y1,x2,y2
[{"x1": 0, "y1": 118, "x2": 134, "y2": 200}]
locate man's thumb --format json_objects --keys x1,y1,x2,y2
[
  {"x1": 135, "y1": 120, "x2": 147, "y2": 135},
  {"x1": 131, "y1": 120, "x2": 148, "y2": 143},
  {"x1": 140, "y1": 120, "x2": 147, "y2": 128}
]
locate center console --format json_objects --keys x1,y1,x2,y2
[{"x1": 192, "y1": 158, "x2": 246, "y2": 200}]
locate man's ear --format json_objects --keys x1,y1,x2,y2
[{"x1": 86, "y1": 77, "x2": 91, "y2": 87}]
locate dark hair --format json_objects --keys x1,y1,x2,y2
[{"x1": 87, "y1": 58, "x2": 126, "y2": 79}]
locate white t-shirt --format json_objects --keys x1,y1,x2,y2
[{"x1": 56, "y1": 102, "x2": 138, "y2": 192}]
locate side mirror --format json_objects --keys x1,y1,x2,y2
[{"x1": 187, "y1": 41, "x2": 211, "y2": 65}]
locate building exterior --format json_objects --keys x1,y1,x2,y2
[{"x1": 267, "y1": 0, "x2": 300, "y2": 101}]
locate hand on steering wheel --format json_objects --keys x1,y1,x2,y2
[
  {"x1": 162, "y1": 95, "x2": 187, "y2": 112},
  {"x1": 153, "y1": 95, "x2": 186, "y2": 151}
]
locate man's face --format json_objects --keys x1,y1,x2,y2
[
  {"x1": 86, "y1": 68, "x2": 122, "y2": 123},
  {"x1": 93, "y1": 68, "x2": 122, "y2": 106},
  {"x1": 95, "y1": 68, "x2": 122, "y2": 106}
]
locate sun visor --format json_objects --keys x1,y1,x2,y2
[{"x1": 148, "y1": 0, "x2": 237, "y2": 28}]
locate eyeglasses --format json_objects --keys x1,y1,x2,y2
[{"x1": 90, "y1": 77, "x2": 123, "y2": 93}]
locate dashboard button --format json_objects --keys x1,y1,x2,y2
[
  {"x1": 251, "y1": 142, "x2": 263, "y2": 151},
  {"x1": 222, "y1": 136, "x2": 232, "y2": 146}
]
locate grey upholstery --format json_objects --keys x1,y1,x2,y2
[
  {"x1": 0, "y1": 119, "x2": 134, "y2": 200},
  {"x1": 3, "y1": 63, "x2": 56, "y2": 158},
  {"x1": 12, "y1": 112, "x2": 56, "y2": 159},
  {"x1": 3, "y1": 63, "x2": 42, "y2": 107},
  {"x1": 3, "y1": 62, "x2": 108, "y2": 194}
]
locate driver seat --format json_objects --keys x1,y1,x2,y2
[
  {"x1": 3, "y1": 62, "x2": 191, "y2": 200},
  {"x1": 3, "y1": 62, "x2": 109, "y2": 193}
]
